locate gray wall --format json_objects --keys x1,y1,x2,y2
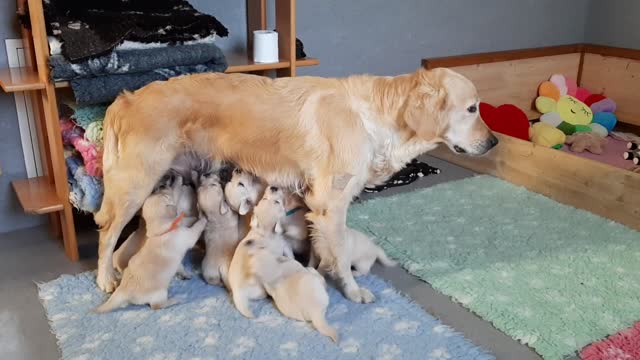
[
  {"x1": 586, "y1": 0, "x2": 640, "y2": 49},
  {"x1": 0, "y1": 0, "x2": 46, "y2": 233},
  {"x1": 0, "y1": 0, "x2": 599, "y2": 233}
]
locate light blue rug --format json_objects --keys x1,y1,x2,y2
[{"x1": 38, "y1": 258, "x2": 494, "y2": 360}]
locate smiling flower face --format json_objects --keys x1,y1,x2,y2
[
  {"x1": 556, "y1": 95, "x2": 593, "y2": 125},
  {"x1": 536, "y1": 74, "x2": 593, "y2": 127}
]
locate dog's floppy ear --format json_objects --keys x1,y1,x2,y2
[
  {"x1": 239, "y1": 199, "x2": 252, "y2": 215},
  {"x1": 274, "y1": 221, "x2": 283, "y2": 234},
  {"x1": 220, "y1": 200, "x2": 230, "y2": 215}
]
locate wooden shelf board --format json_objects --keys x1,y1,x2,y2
[
  {"x1": 12, "y1": 177, "x2": 64, "y2": 214},
  {"x1": 53, "y1": 57, "x2": 319, "y2": 87},
  {"x1": 0, "y1": 67, "x2": 45, "y2": 92}
]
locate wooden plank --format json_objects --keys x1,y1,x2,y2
[
  {"x1": 28, "y1": 0, "x2": 79, "y2": 261},
  {"x1": 422, "y1": 44, "x2": 584, "y2": 69},
  {"x1": 0, "y1": 67, "x2": 45, "y2": 92},
  {"x1": 275, "y1": 0, "x2": 296, "y2": 77},
  {"x1": 581, "y1": 53, "x2": 640, "y2": 127},
  {"x1": 12, "y1": 177, "x2": 63, "y2": 214},
  {"x1": 438, "y1": 53, "x2": 581, "y2": 119},
  {"x1": 246, "y1": 0, "x2": 267, "y2": 60},
  {"x1": 430, "y1": 134, "x2": 640, "y2": 231},
  {"x1": 584, "y1": 44, "x2": 640, "y2": 62}
]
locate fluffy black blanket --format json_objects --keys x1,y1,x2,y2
[{"x1": 41, "y1": 0, "x2": 229, "y2": 63}]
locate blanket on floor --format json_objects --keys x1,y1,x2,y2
[
  {"x1": 50, "y1": 42, "x2": 225, "y2": 81},
  {"x1": 39, "y1": 0, "x2": 228, "y2": 62},
  {"x1": 71, "y1": 57, "x2": 228, "y2": 105}
]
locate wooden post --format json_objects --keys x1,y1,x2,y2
[
  {"x1": 275, "y1": 0, "x2": 296, "y2": 77},
  {"x1": 27, "y1": 0, "x2": 78, "y2": 260}
]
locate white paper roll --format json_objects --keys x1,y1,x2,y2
[{"x1": 253, "y1": 30, "x2": 279, "y2": 63}]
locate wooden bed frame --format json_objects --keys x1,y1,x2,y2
[{"x1": 423, "y1": 44, "x2": 640, "y2": 231}]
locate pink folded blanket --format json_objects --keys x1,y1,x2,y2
[{"x1": 60, "y1": 117, "x2": 103, "y2": 177}]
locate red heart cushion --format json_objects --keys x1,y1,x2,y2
[
  {"x1": 584, "y1": 94, "x2": 606, "y2": 107},
  {"x1": 480, "y1": 102, "x2": 530, "y2": 141}
]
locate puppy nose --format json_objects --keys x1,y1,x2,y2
[{"x1": 270, "y1": 186, "x2": 279, "y2": 192}]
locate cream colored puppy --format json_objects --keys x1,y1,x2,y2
[
  {"x1": 227, "y1": 186, "x2": 293, "y2": 318},
  {"x1": 306, "y1": 215, "x2": 395, "y2": 277},
  {"x1": 95, "y1": 185, "x2": 207, "y2": 312},
  {"x1": 252, "y1": 250, "x2": 337, "y2": 342},
  {"x1": 198, "y1": 172, "x2": 240, "y2": 287},
  {"x1": 112, "y1": 175, "x2": 196, "y2": 278}
]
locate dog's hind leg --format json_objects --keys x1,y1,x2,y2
[
  {"x1": 96, "y1": 151, "x2": 177, "y2": 292},
  {"x1": 94, "y1": 288, "x2": 129, "y2": 313},
  {"x1": 232, "y1": 288, "x2": 255, "y2": 318},
  {"x1": 311, "y1": 310, "x2": 338, "y2": 342}
]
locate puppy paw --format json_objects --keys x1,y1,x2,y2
[
  {"x1": 359, "y1": 287, "x2": 376, "y2": 303},
  {"x1": 203, "y1": 275, "x2": 222, "y2": 286},
  {"x1": 96, "y1": 268, "x2": 119, "y2": 293}
]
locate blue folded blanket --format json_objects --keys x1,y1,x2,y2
[
  {"x1": 65, "y1": 151, "x2": 103, "y2": 213},
  {"x1": 49, "y1": 42, "x2": 221, "y2": 81},
  {"x1": 71, "y1": 58, "x2": 227, "y2": 105}
]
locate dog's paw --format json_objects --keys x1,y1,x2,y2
[
  {"x1": 203, "y1": 274, "x2": 222, "y2": 286},
  {"x1": 96, "y1": 268, "x2": 119, "y2": 293},
  {"x1": 359, "y1": 287, "x2": 376, "y2": 303}
]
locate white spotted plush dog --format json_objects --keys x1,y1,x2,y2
[
  {"x1": 227, "y1": 186, "x2": 293, "y2": 318},
  {"x1": 95, "y1": 179, "x2": 207, "y2": 312},
  {"x1": 198, "y1": 172, "x2": 240, "y2": 288}
]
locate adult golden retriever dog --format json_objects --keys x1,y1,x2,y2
[{"x1": 95, "y1": 67, "x2": 498, "y2": 303}]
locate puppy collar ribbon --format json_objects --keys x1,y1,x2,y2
[
  {"x1": 286, "y1": 207, "x2": 303, "y2": 217},
  {"x1": 160, "y1": 212, "x2": 185, "y2": 235}
]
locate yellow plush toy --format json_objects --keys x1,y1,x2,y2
[{"x1": 529, "y1": 122, "x2": 566, "y2": 149}]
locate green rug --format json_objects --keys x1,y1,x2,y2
[{"x1": 348, "y1": 175, "x2": 640, "y2": 360}]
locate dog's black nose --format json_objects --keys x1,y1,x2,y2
[
  {"x1": 487, "y1": 134, "x2": 499, "y2": 149},
  {"x1": 270, "y1": 186, "x2": 279, "y2": 192}
]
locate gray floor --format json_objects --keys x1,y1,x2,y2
[{"x1": 0, "y1": 156, "x2": 544, "y2": 360}]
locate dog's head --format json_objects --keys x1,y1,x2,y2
[
  {"x1": 250, "y1": 186, "x2": 286, "y2": 234},
  {"x1": 224, "y1": 168, "x2": 265, "y2": 215},
  {"x1": 403, "y1": 67, "x2": 498, "y2": 156},
  {"x1": 198, "y1": 173, "x2": 229, "y2": 217}
]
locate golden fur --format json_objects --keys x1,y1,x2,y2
[{"x1": 94, "y1": 67, "x2": 497, "y2": 302}]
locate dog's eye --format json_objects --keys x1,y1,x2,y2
[
  {"x1": 238, "y1": 182, "x2": 245, "y2": 187},
  {"x1": 467, "y1": 105, "x2": 477, "y2": 113}
]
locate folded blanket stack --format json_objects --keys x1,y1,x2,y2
[
  {"x1": 44, "y1": 0, "x2": 229, "y2": 105},
  {"x1": 59, "y1": 104, "x2": 107, "y2": 213}
]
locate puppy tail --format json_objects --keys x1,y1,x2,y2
[
  {"x1": 93, "y1": 289, "x2": 128, "y2": 313},
  {"x1": 232, "y1": 289, "x2": 255, "y2": 318},
  {"x1": 376, "y1": 247, "x2": 397, "y2": 267},
  {"x1": 311, "y1": 313, "x2": 338, "y2": 343}
]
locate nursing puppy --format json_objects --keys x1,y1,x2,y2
[
  {"x1": 198, "y1": 172, "x2": 240, "y2": 287},
  {"x1": 224, "y1": 168, "x2": 266, "y2": 239},
  {"x1": 252, "y1": 250, "x2": 337, "y2": 342},
  {"x1": 308, "y1": 214, "x2": 396, "y2": 276},
  {"x1": 227, "y1": 186, "x2": 293, "y2": 318},
  {"x1": 96, "y1": 181, "x2": 206, "y2": 312},
  {"x1": 226, "y1": 169, "x2": 311, "y2": 259}
]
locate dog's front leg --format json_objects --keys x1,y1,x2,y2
[{"x1": 305, "y1": 175, "x2": 375, "y2": 304}]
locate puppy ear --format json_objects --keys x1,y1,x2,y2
[
  {"x1": 239, "y1": 199, "x2": 252, "y2": 215},
  {"x1": 219, "y1": 200, "x2": 230, "y2": 215},
  {"x1": 274, "y1": 221, "x2": 284, "y2": 234}
]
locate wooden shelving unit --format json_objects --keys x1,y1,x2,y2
[{"x1": 2, "y1": 0, "x2": 318, "y2": 261}]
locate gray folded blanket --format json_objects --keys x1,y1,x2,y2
[
  {"x1": 71, "y1": 59, "x2": 227, "y2": 105},
  {"x1": 49, "y1": 42, "x2": 221, "y2": 81}
]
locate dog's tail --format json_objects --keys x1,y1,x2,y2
[
  {"x1": 93, "y1": 289, "x2": 128, "y2": 313},
  {"x1": 376, "y1": 246, "x2": 397, "y2": 267},
  {"x1": 232, "y1": 289, "x2": 255, "y2": 318},
  {"x1": 94, "y1": 97, "x2": 126, "y2": 229},
  {"x1": 311, "y1": 312, "x2": 338, "y2": 343}
]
